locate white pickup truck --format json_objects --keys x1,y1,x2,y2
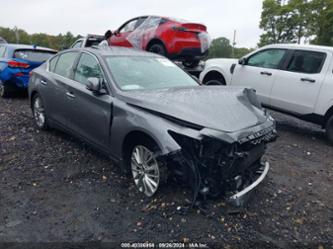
[{"x1": 200, "y1": 44, "x2": 333, "y2": 143}]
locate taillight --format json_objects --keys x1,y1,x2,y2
[
  {"x1": 8, "y1": 60, "x2": 30, "y2": 69},
  {"x1": 172, "y1": 26, "x2": 188, "y2": 32}
]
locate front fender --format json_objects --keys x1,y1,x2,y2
[
  {"x1": 200, "y1": 59, "x2": 237, "y2": 84},
  {"x1": 109, "y1": 99, "x2": 202, "y2": 160}
]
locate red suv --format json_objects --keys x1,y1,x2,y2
[{"x1": 110, "y1": 16, "x2": 210, "y2": 67}]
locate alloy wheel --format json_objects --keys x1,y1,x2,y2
[
  {"x1": 33, "y1": 96, "x2": 46, "y2": 128},
  {"x1": 0, "y1": 85, "x2": 5, "y2": 97},
  {"x1": 131, "y1": 145, "x2": 160, "y2": 197}
]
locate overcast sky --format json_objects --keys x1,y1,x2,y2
[{"x1": 0, "y1": 0, "x2": 263, "y2": 48}]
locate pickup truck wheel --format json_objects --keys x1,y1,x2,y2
[
  {"x1": 32, "y1": 94, "x2": 49, "y2": 130},
  {"x1": 205, "y1": 79, "x2": 226, "y2": 85},
  {"x1": 325, "y1": 115, "x2": 333, "y2": 144},
  {"x1": 129, "y1": 140, "x2": 167, "y2": 197},
  {"x1": 203, "y1": 72, "x2": 226, "y2": 86}
]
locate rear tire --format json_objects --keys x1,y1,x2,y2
[
  {"x1": 325, "y1": 115, "x2": 333, "y2": 144},
  {"x1": 148, "y1": 43, "x2": 166, "y2": 56},
  {"x1": 182, "y1": 59, "x2": 200, "y2": 68},
  {"x1": 0, "y1": 84, "x2": 10, "y2": 98},
  {"x1": 32, "y1": 94, "x2": 49, "y2": 130}
]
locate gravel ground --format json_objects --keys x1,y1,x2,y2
[{"x1": 0, "y1": 96, "x2": 332, "y2": 249}]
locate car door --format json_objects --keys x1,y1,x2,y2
[
  {"x1": 230, "y1": 48, "x2": 288, "y2": 105},
  {"x1": 41, "y1": 51, "x2": 79, "y2": 127},
  {"x1": 269, "y1": 50, "x2": 329, "y2": 114},
  {"x1": 111, "y1": 17, "x2": 141, "y2": 48},
  {"x1": 65, "y1": 52, "x2": 113, "y2": 151}
]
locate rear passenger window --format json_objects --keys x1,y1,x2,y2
[
  {"x1": 287, "y1": 50, "x2": 326, "y2": 74},
  {"x1": 54, "y1": 52, "x2": 78, "y2": 78},
  {"x1": 74, "y1": 53, "x2": 103, "y2": 85},
  {"x1": 48, "y1": 56, "x2": 59, "y2": 72}
]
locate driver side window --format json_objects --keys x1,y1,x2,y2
[
  {"x1": 120, "y1": 19, "x2": 139, "y2": 33},
  {"x1": 74, "y1": 53, "x2": 103, "y2": 85},
  {"x1": 247, "y1": 49, "x2": 286, "y2": 69},
  {"x1": 72, "y1": 40, "x2": 83, "y2": 48}
]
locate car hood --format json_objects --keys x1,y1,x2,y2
[{"x1": 119, "y1": 86, "x2": 268, "y2": 133}]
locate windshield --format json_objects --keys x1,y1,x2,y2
[{"x1": 105, "y1": 56, "x2": 198, "y2": 91}]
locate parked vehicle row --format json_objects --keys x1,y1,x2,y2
[
  {"x1": 0, "y1": 43, "x2": 57, "y2": 97},
  {"x1": 200, "y1": 44, "x2": 333, "y2": 143},
  {"x1": 71, "y1": 34, "x2": 104, "y2": 49},
  {"x1": 28, "y1": 46, "x2": 276, "y2": 205}
]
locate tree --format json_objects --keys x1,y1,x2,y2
[
  {"x1": 0, "y1": 26, "x2": 80, "y2": 50},
  {"x1": 206, "y1": 37, "x2": 253, "y2": 59},
  {"x1": 259, "y1": 0, "x2": 306, "y2": 46},
  {"x1": 234, "y1": 47, "x2": 254, "y2": 58},
  {"x1": 259, "y1": 0, "x2": 333, "y2": 47},
  {"x1": 310, "y1": 0, "x2": 333, "y2": 46},
  {"x1": 207, "y1": 37, "x2": 233, "y2": 59}
]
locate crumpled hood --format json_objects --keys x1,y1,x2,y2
[{"x1": 119, "y1": 86, "x2": 268, "y2": 133}]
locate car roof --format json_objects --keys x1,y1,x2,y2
[
  {"x1": 3, "y1": 43, "x2": 57, "y2": 52},
  {"x1": 263, "y1": 43, "x2": 333, "y2": 53},
  {"x1": 81, "y1": 46, "x2": 163, "y2": 58}
]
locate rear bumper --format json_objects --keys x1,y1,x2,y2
[
  {"x1": 169, "y1": 48, "x2": 208, "y2": 61},
  {"x1": 0, "y1": 68, "x2": 29, "y2": 88},
  {"x1": 228, "y1": 161, "x2": 270, "y2": 207}
]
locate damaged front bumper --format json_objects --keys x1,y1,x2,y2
[
  {"x1": 228, "y1": 161, "x2": 269, "y2": 207},
  {"x1": 164, "y1": 120, "x2": 276, "y2": 207}
]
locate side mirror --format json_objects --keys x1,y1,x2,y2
[
  {"x1": 239, "y1": 58, "x2": 246, "y2": 65},
  {"x1": 87, "y1": 77, "x2": 102, "y2": 93}
]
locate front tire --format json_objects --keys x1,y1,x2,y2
[
  {"x1": 205, "y1": 79, "x2": 225, "y2": 85},
  {"x1": 32, "y1": 94, "x2": 49, "y2": 130},
  {"x1": 202, "y1": 72, "x2": 226, "y2": 86},
  {"x1": 129, "y1": 140, "x2": 167, "y2": 197},
  {"x1": 325, "y1": 115, "x2": 333, "y2": 144}
]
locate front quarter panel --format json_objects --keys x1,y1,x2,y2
[
  {"x1": 200, "y1": 58, "x2": 238, "y2": 84},
  {"x1": 109, "y1": 98, "x2": 202, "y2": 159}
]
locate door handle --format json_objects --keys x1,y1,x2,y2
[
  {"x1": 41, "y1": 79, "x2": 47, "y2": 85},
  {"x1": 66, "y1": 92, "x2": 75, "y2": 99},
  {"x1": 301, "y1": 78, "x2": 315, "y2": 83},
  {"x1": 260, "y1": 71, "x2": 272, "y2": 76}
]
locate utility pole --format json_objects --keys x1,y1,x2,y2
[
  {"x1": 14, "y1": 26, "x2": 20, "y2": 44},
  {"x1": 232, "y1": 30, "x2": 236, "y2": 58}
]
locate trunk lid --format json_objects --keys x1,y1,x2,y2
[{"x1": 181, "y1": 23, "x2": 207, "y2": 32}]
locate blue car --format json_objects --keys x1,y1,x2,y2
[{"x1": 0, "y1": 44, "x2": 57, "y2": 97}]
